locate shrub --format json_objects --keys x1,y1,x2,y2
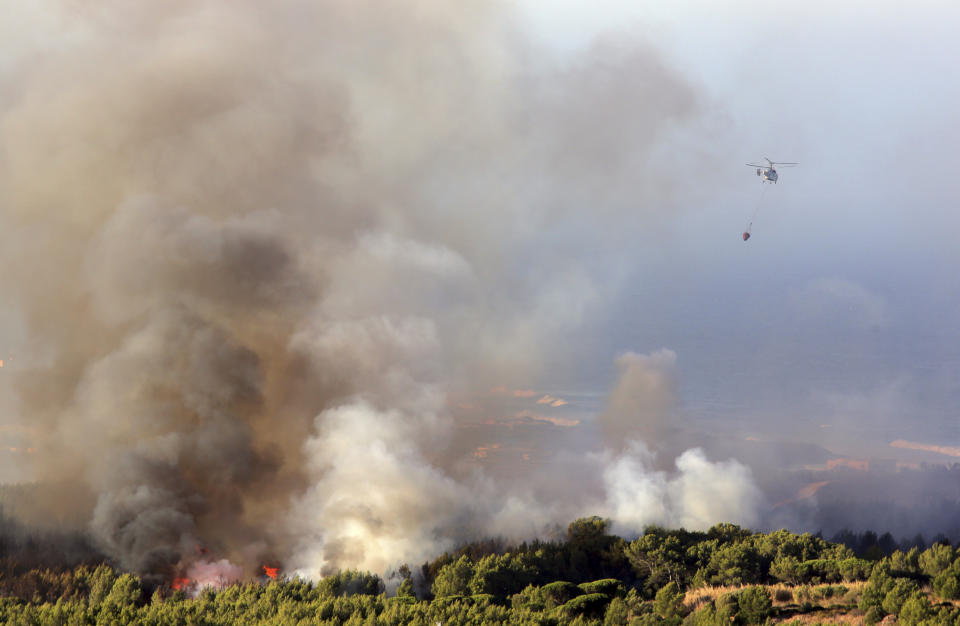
[
  {"x1": 653, "y1": 582, "x2": 685, "y2": 621},
  {"x1": 864, "y1": 605, "x2": 885, "y2": 625},
  {"x1": 714, "y1": 591, "x2": 739, "y2": 622},
  {"x1": 603, "y1": 597, "x2": 628, "y2": 626},
  {"x1": 899, "y1": 594, "x2": 934, "y2": 625},
  {"x1": 770, "y1": 555, "x2": 800, "y2": 584},
  {"x1": 773, "y1": 587, "x2": 793, "y2": 603},
  {"x1": 793, "y1": 585, "x2": 812, "y2": 604},
  {"x1": 510, "y1": 584, "x2": 545, "y2": 611},
  {"x1": 683, "y1": 603, "x2": 727, "y2": 626},
  {"x1": 933, "y1": 563, "x2": 960, "y2": 600},
  {"x1": 578, "y1": 578, "x2": 624, "y2": 598},
  {"x1": 842, "y1": 585, "x2": 861, "y2": 605},
  {"x1": 560, "y1": 592, "x2": 610, "y2": 619},
  {"x1": 839, "y1": 557, "x2": 874, "y2": 582},
  {"x1": 859, "y1": 565, "x2": 894, "y2": 612},
  {"x1": 737, "y1": 586, "x2": 773, "y2": 625},
  {"x1": 542, "y1": 581, "x2": 581, "y2": 607},
  {"x1": 880, "y1": 579, "x2": 919, "y2": 616},
  {"x1": 812, "y1": 584, "x2": 846, "y2": 600},
  {"x1": 798, "y1": 559, "x2": 841, "y2": 584},
  {"x1": 919, "y1": 543, "x2": 955, "y2": 578}
]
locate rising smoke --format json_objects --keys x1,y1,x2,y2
[{"x1": 0, "y1": 0, "x2": 759, "y2": 581}]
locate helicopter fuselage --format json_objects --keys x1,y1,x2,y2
[{"x1": 756, "y1": 167, "x2": 778, "y2": 183}]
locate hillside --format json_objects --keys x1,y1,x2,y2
[{"x1": 1, "y1": 517, "x2": 960, "y2": 624}]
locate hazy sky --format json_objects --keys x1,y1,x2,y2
[{"x1": 510, "y1": 0, "x2": 960, "y2": 454}]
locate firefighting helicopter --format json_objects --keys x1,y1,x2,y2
[
  {"x1": 741, "y1": 158, "x2": 798, "y2": 241},
  {"x1": 745, "y1": 158, "x2": 798, "y2": 184}
]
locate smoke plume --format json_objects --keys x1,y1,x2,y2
[
  {"x1": 602, "y1": 443, "x2": 762, "y2": 535},
  {"x1": 0, "y1": 0, "x2": 759, "y2": 579},
  {"x1": 599, "y1": 349, "x2": 679, "y2": 447}
]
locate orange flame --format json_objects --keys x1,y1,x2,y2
[
  {"x1": 263, "y1": 566, "x2": 278, "y2": 579},
  {"x1": 172, "y1": 577, "x2": 191, "y2": 590}
]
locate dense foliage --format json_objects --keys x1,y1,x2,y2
[{"x1": 2, "y1": 517, "x2": 960, "y2": 624}]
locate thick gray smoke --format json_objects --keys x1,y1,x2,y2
[{"x1": 0, "y1": 0, "x2": 759, "y2": 579}]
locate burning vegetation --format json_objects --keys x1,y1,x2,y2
[{"x1": 0, "y1": 519, "x2": 957, "y2": 624}]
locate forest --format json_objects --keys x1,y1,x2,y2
[{"x1": 1, "y1": 517, "x2": 960, "y2": 624}]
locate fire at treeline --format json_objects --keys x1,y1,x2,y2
[{"x1": 3, "y1": 516, "x2": 960, "y2": 624}]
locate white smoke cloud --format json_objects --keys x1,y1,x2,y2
[
  {"x1": 602, "y1": 442, "x2": 763, "y2": 535},
  {"x1": 287, "y1": 400, "x2": 468, "y2": 577}
]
